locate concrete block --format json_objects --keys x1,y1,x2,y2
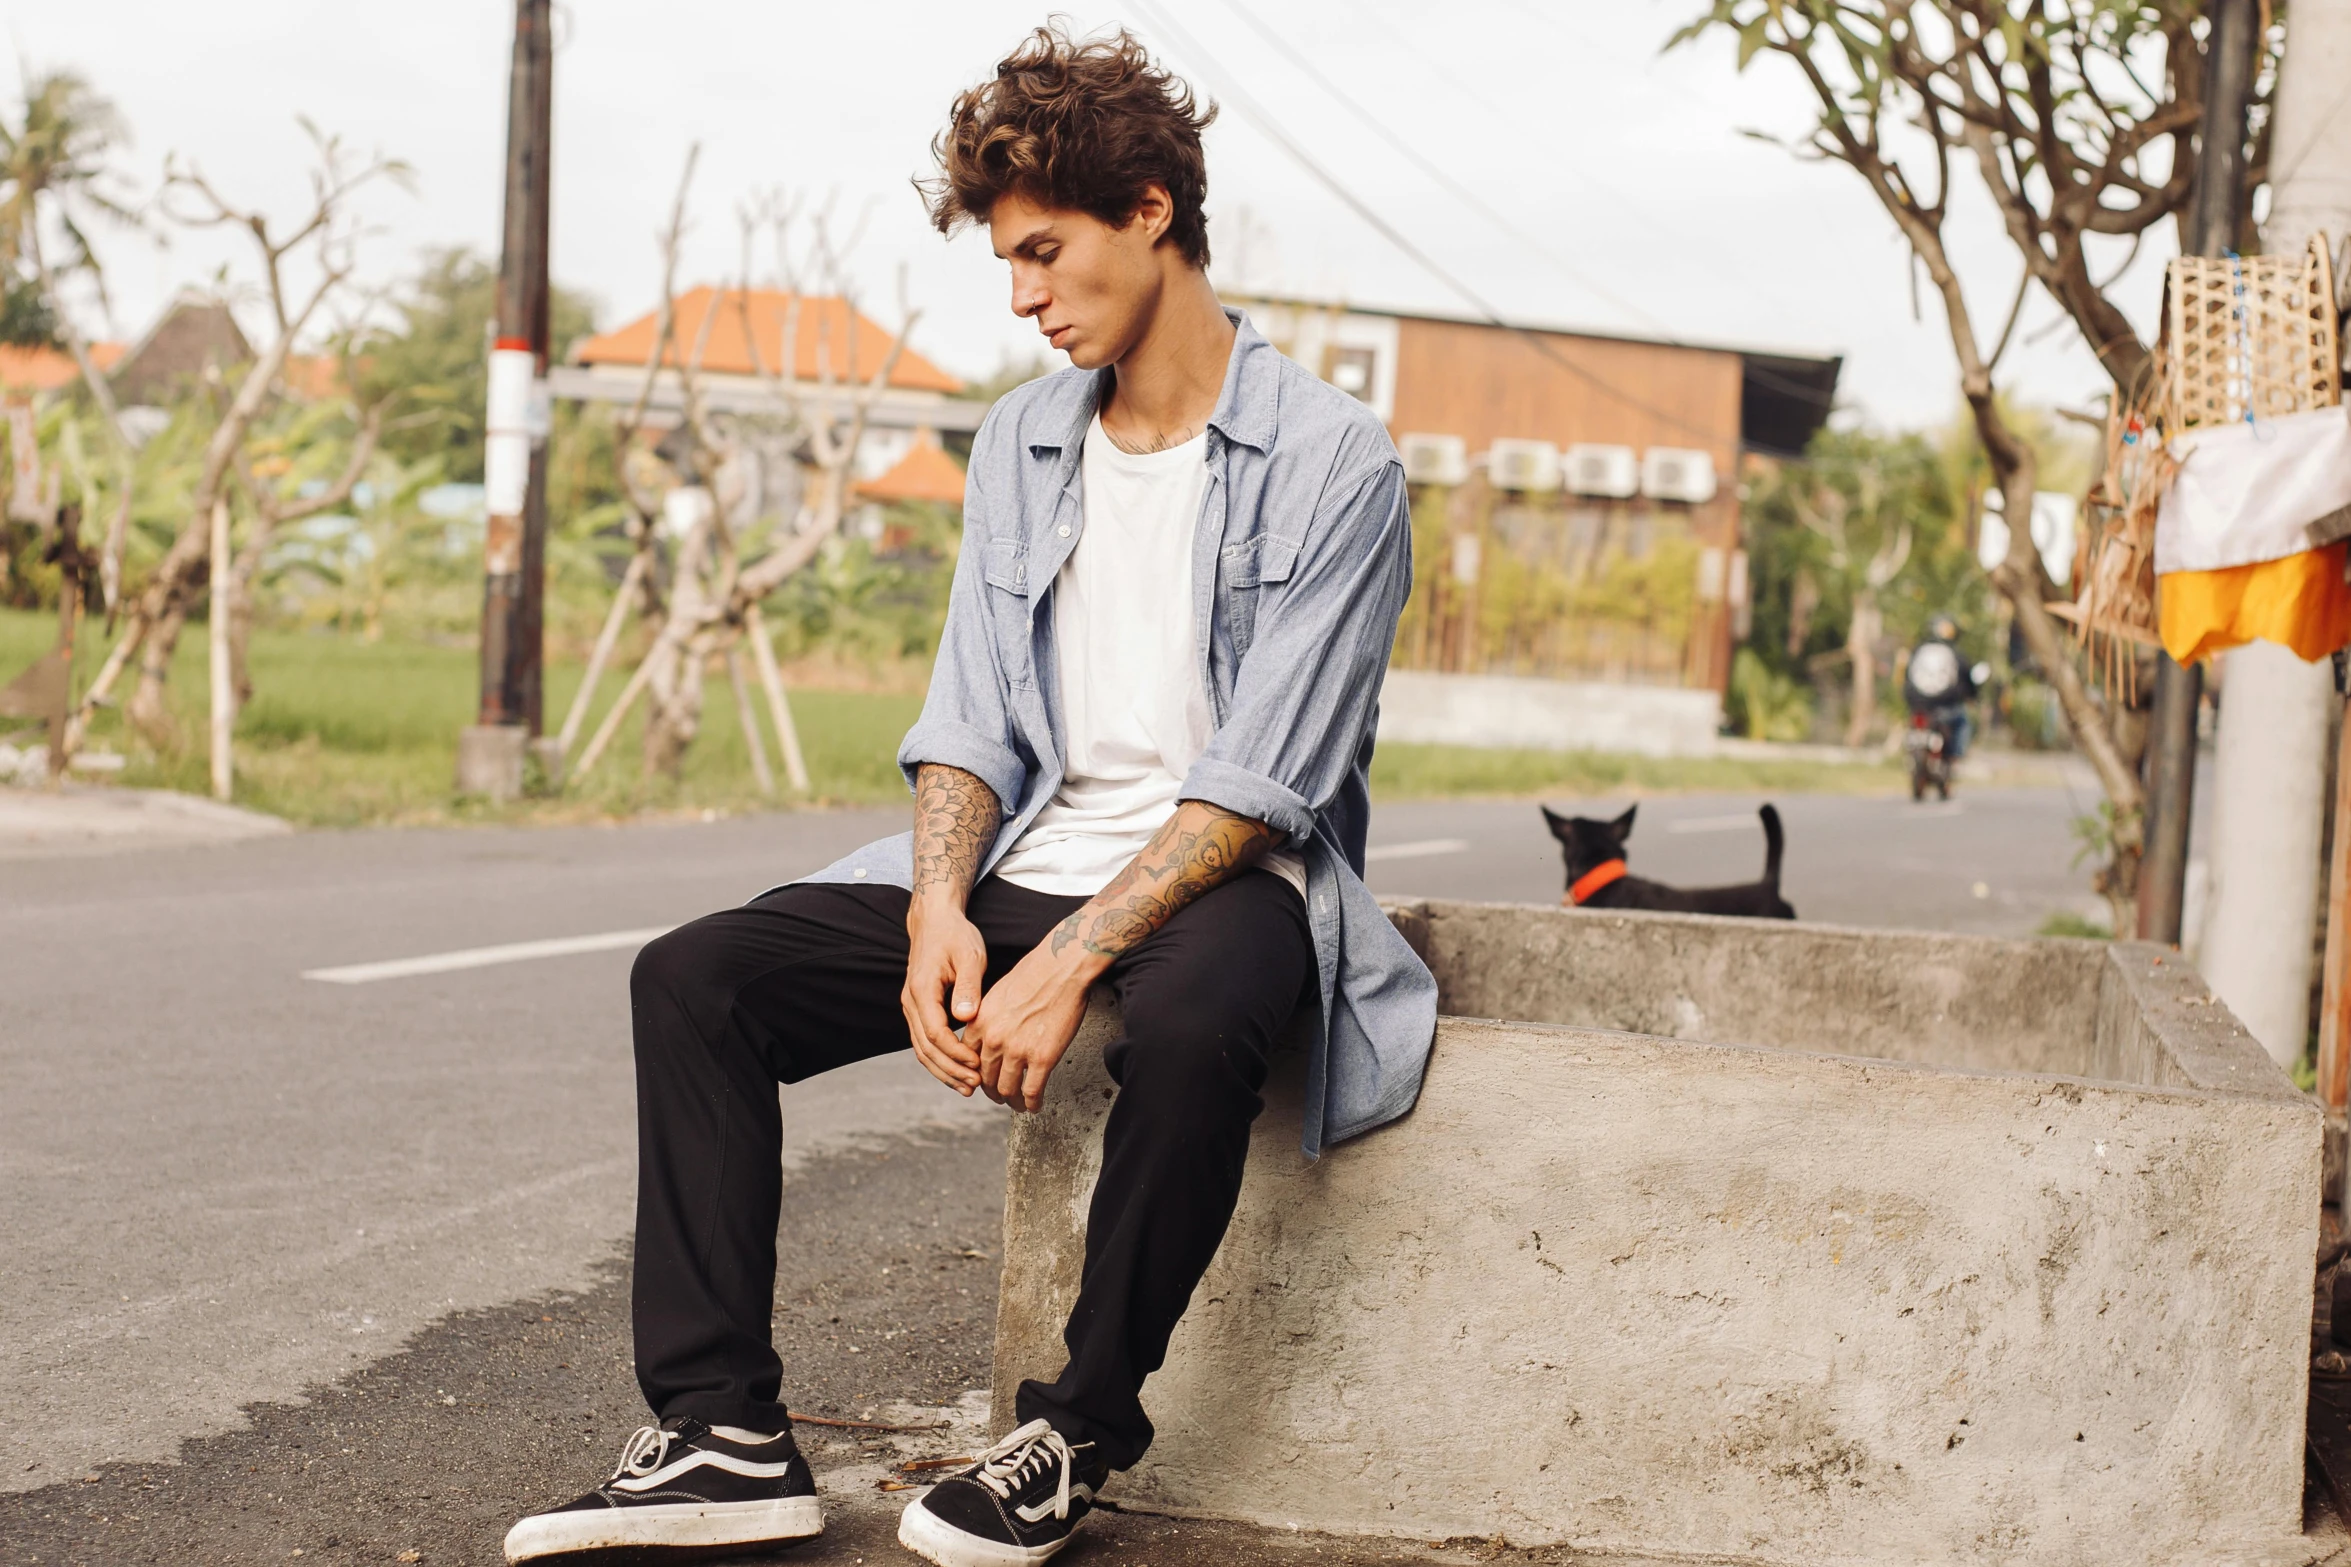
[
  {"x1": 1375, "y1": 669, "x2": 1722, "y2": 757},
  {"x1": 994, "y1": 903, "x2": 2321, "y2": 1566},
  {"x1": 455, "y1": 724, "x2": 527, "y2": 802}
]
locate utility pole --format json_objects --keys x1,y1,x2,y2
[
  {"x1": 457, "y1": 0, "x2": 554, "y2": 801},
  {"x1": 2204, "y1": 0, "x2": 2351, "y2": 1073},
  {"x1": 2138, "y1": 0, "x2": 2258, "y2": 942}
]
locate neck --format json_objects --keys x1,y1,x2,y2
[{"x1": 1101, "y1": 268, "x2": 1232, "y2": 451}]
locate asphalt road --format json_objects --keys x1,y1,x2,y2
[{"x1": 0, "y1": 775, "x2": 2116, "y2": 1565}]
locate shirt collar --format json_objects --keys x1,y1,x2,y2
[{"x1": 1026, "y1": 305, "x2": 1279, "y2": 458}]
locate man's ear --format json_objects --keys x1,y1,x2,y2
[
  {"x1": 1127, "y1": 181, "x2": 1174, "y2": 246},
  {"x1": 1611, "y1": 804, "x2": 1637, "y2": 844}
]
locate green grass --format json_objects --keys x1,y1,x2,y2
[
  {"x1": 2, "y1": 607, "x2": 1900, "y2": 827},
  {"x1": 2034, "y1": 911, "x2": 2115, "y2": 941},
  {"x1": 1369, "y1": 742, "x2": 1902, "y2": 801},
  {"x1": 1, "y1": 607, "x2": 922, "y2": 827}
]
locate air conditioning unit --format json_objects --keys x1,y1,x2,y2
[
  {"x1": 1641, "y1": 447, "x2": 1718, "y2": 504},
  {"x1": 1488, "y1": 438, "x2": 1561, "y2": 493},
  {"x1": 1397, "y1": 432, "x2": 1467, "y2": 486},
  {"x1": 1562, "y1": 443, "x2": 1639, "y2": 499}
]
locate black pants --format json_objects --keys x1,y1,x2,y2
[{"x1": 627, "y1": 870, "x2": 1313, "y2": 1470}]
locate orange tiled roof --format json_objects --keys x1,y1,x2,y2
[
  {"x1": 279, "y1": 354, "x2": 344, "y2": 400},
  {"x1": 857, "y1": 434, "x2": 967, "y2": 507},
  {"x1": 573, "y1": 287, "x2": 961, "y2": 394},
  {"x1": 0, "y1": 341, "x2": 124, "y2": 396}
]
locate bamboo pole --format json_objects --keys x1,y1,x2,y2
[
  {"x1": 208, "y1": 499, "x2": 234, "y2": 801},
  {"x1": 572, "y1": 650, "x2": 658, "y2": 781},
  {"x1": 554, "y1": 549, "x2": 647, "y2": 759},
  {"x1": 726, "y1": 646, "x2": 775, "y2": 796},
  {"x1": 744, "y1": 605, "x2": 810, "y2": 793}
]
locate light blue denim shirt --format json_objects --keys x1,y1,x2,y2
[{"x1": 796, "y1": 309, "x2": 1436, "y2": 1157}]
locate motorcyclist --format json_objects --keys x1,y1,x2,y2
[{"x1": 1903, "y1": 614, "x2": 1980, "y2": 759}]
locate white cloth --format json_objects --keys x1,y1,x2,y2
[
  {"x1": 2156, "y1": 405, "x2": 2351, "y2": 574},
  {"x1": 992, "y1": 416, "x2": 1306, "y2": 900}
]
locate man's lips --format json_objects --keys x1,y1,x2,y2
[{"x1": 1042, "y1": 324, "x2": 1071, "y2": 347}]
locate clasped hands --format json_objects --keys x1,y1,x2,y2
[{"x1": 899, "y1": 893, "x2": 1102, "y2": 1113}]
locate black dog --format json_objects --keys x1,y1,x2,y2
[{"x1": 1542, "y1": 803, "x2": 1796, "y2": 920}]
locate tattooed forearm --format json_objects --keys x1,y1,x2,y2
[
  {"x1": 912, "y1": 764, "x2": 1000, "y2": 905},
  {"x1": 1048, "y1": 801, "x2": 1284, "y2": 963}
]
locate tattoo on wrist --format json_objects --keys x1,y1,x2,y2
[
  {"x1": 912, "y1": 764, "x2": 998, "y2": 903},
  {"x1": 1048, "y1": 805, "x2": 1279, "y2": 962}
]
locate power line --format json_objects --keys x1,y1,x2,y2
[
  {"x1": 1214, "y1": 0, "x2": 1678, "y2": 340},
  {"x1": 1123, "y1": 0, "x2": 1743, "y2": 444}
]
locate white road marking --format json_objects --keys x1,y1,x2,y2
[
  {"x1": 302, "y1": 926, "x2": 674, "y2": 985},
  {"x1": 1664, "y1": 814, "x2": 1763, "y2": 835},
  {"x1": 1363, "y1": 837, "x2": 1471, "y2": 863}
]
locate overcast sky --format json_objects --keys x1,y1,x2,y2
[{"x1": 17, "y1": 1, "x2": 2174, "y2": 432}]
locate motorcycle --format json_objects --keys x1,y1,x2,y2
[{"x1": 1905, "y1": 709, "x2": 1957, "y2": 801}]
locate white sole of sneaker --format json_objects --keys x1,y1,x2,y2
[
  {"x1": 896, "y1": 1496, "x2": 1072, "y2": 1566},
  {"x1": 502, "y1": 1495, "x2": 822, "y2": 1561}
]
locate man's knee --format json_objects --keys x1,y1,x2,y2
[
  {"x1": 1105, "y1": 1010, "x2": 1275, "y2": 1109},
  {"x1": 631, "y1": 919, "x2": 724, "y2": 1010}
]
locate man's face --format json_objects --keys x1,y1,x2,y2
[{"x1": 989, "y1": 188, "x2": 1171, "y2": 371}]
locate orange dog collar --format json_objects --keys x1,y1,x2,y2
[{"x1": 1566, "y1": 858, "x2": 1628, "y2": 907}]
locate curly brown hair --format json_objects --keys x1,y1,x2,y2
[{"x1": 922, "y1": 23, "x2": 1217, "y2": 268}]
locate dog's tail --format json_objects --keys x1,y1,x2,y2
[{"x1": 1758, "y1": 803, "x2": 1785, "y2": 889}]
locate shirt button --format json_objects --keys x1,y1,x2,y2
[
  {"x1": 852, "y1": 868, "x2": 868, "y2": 879},
  {"x1": 1057, "y1": 524, "x2": 1071, "y2": 537}
]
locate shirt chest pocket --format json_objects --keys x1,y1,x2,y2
[
  {"x1": 1218, "y1": 531, "x2": 1301, "y2": 660},
  {"x1": 981, "y1": 538, "x2": 1037, "y2": 687}
]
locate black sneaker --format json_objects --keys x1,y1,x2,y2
[
  {"x1": 502, "y1": 1416, "x2": 822, "y2": 1562},
  {"x1": 896, "y1": 1418, "x2": 1106, "y2": 1566}
]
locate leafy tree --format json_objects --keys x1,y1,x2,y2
[
  {"x1": 1676, "y1": 1, "x2": 2264, "y2": 926},
  {"x1": 1742, "y1": 427, "x2": 1993, "y2": 742},
  {"x1": 0, "y1": 68, "x2": 140, "y2": 606},
  {"x1": 363, "y1": 247, "x2": 600, "y2": 482},
  {"x1": 0, "y1": 274, "x2": 57, "y2": 346}
]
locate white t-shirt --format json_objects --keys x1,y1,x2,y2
[{"x1": 991, "y1": 415, "x2": 1307, "y2": 900}]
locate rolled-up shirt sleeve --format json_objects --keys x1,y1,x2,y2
[
  {"x1": 1179, "y1": 456, "x2": 1413, "y2": 841},
  {"x1": 894, "y1": 423, "x2": 1024, "y2": 816}
]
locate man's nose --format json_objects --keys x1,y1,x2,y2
[{"x1": 1011, "y1": 275, "x2": 1046, "y2": 319}]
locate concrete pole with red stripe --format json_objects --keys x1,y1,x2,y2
[{"x1": 458, "y1": 0, "x2": 554, "y2": 801}]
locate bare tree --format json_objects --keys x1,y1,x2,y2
[
  {"x1": 571, "y1": 182, "x2": 916, "y2": 791},
  {"x1": 550, "y1": 146, "x2": 698, "y2": 766},
  {"x1": 1674, "y1": 1, "x2": 2265, "y2": 928},
  {"x1": 69, "y1": 122, "x2": 404, "y2": 751}
]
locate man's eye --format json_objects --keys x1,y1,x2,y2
[{"x1": 1034, "y1": 248, "x2": 1058, "y2": 265}]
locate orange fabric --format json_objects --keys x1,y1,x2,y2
[
  {"x1": 2157, "y1": 542, "x2": 2351, "y2": 664},
  {"x1": 1566, "y1": 858, "x2": 1628, "y2": 907}
]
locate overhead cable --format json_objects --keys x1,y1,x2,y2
[
  {"x1": 1215, "y1": 0, "x2": 1678, "y2": 339},
  {"x1": 1124, "y1": 0, "x2": 1738, "y2": 444}
]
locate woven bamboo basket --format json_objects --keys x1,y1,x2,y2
[{"x1": 2164, "y1": 236, "x2": 2341, "y2": 430}]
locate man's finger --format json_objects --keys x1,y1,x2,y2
[
  {"x1": 905, "y1": 982, "x2": 979, "y2": 1085},
  {"x1": 1019, "y1": 1056, "x2": 1053, "y2": 1114},
  {"x1": 950, "y1": 944, "x2": 984, "y2": 1023},
  {"x1": 994, "y1": 1048, "x2": 1027, "y2": 1106}
]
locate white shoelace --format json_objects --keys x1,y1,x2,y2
[
  {"x1": 612, "y1": 1424, "x2": 682, "y2": 1481},
  {"x1": 969, "y1": 1418, "x2": 1079, "y2": 1521}
]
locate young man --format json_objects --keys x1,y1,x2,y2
[{"x1": 503, "y1": 24, "x2": 1434, "y2": 1567}]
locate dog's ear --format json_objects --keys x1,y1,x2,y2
[
  {"x1": 1540, "y1": 805, "x2": 1572, "y2": 842},
  {"x1": 1611, "y1": 804, "x2": 1637, "y2": 845}
]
